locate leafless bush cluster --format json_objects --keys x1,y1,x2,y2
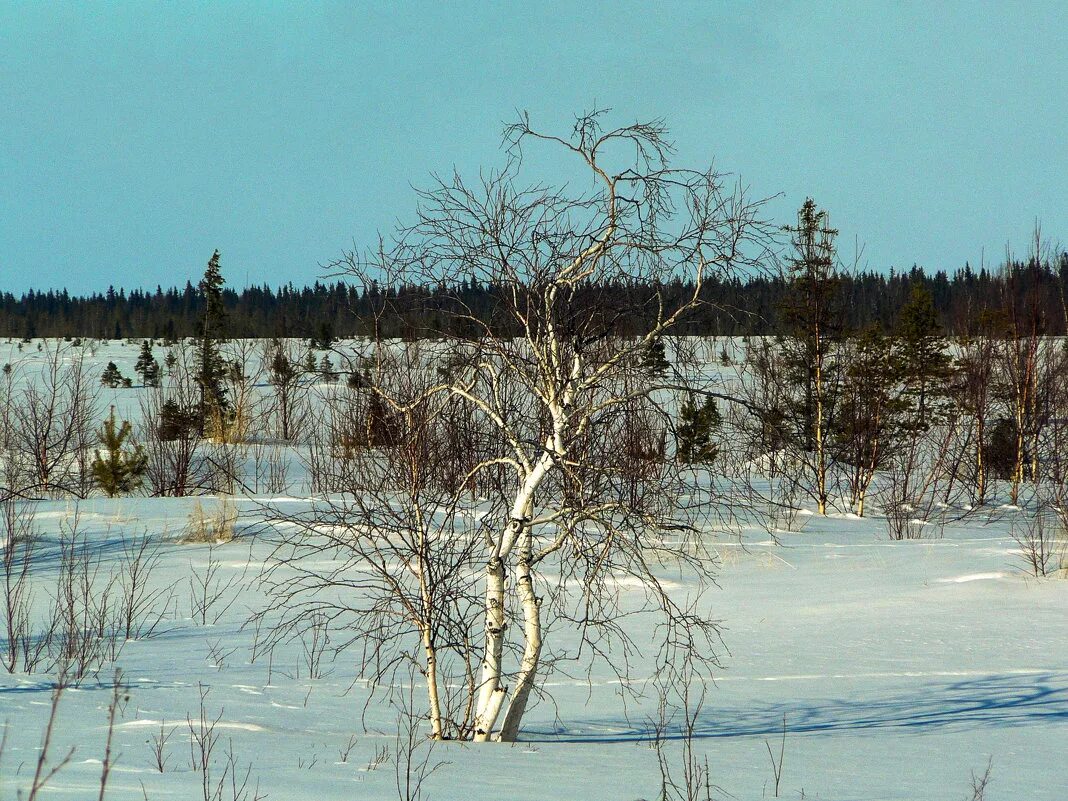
[
  {"x1": 187, "y1": 684, "x2": 266, "y2": 801},
  {"x1": 0, "y1": 344, "x2": 99, "y2": 500},
  {"x1": 1011, "y1": 501, "x2": 1067, "y2": 576},
  {"x1": 1, "y1": 503, "x2": 172, "y2": 683},
  {"x1": 650, "y1": 679, "x2": 724, "y2": 801},
  {"x1": 188, "y1": 543, "x2": 243, "y2": 626}
]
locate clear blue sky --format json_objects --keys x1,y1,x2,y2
[{"x1": 2, "y1": 1, "x2": 1066, "y2": 295}]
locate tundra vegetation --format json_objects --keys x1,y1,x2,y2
[{"x1": 0, "y1": 113, "x2": 1065, "y2": 799}]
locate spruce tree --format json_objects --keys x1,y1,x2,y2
[
  {"x1": 832, "y1": 327, "x2": 908, "y2": 515},
  {"x1": 777, "y1": 199, "x2": 843, "y2": 514},
  {"x1": 91, "y1": 407, "x2": 147, "y2": 496},
  {"x1": 319, "y1": 354, "x2": 338, "y2": 383},
  {"x1": 195, "y1": 250, "x2": 229, "y2": 434},
  {"x1": 639, "y1": 338, "x2": 670, "y2": 378},
  {"x1": 310, "y1": 320, "x2": 336, "y2": 350},
  {"x1": 100, "y1": 361, "x2": 126, "y2": 388},
  {"x1": 135, "y1": 340, "x2": 161, "y2": 387},
  {"x1": 159, "y1": 399, "x2": 200, "y2": 441},
  {"x1": 894, "y1": 284, "x2": 952, "y2": 429},
  {"x1": 676, "y1": 395, "x2": 721, "y2": 464},
  {"x1": 268, "y1": 344, "x2": 302, "y2": 441}
]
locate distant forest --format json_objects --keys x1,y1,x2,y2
[{"x1": 4, "y1": 255, "x2": 1068, "y2": 340}]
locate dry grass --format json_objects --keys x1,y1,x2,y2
[{"x1": 181, "y1": 498, "x2": 238, "y2": 544}]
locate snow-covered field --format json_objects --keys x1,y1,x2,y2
[{"x1": 1, "y1": 340, "x2": 1065, "y2": 800}]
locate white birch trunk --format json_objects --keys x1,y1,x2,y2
[
  {"x1": 422, "y1": 626, "x2": 444, "y2": 740},
  {"x1": 497, "y1": 524, "x2": 541, "y2": 742},
  {"x1": 471, "y1": 550, "x2": 507, "y2": 741},
  {"x1": 472, "y1": 449, "x2": 555, "y2": 741}
]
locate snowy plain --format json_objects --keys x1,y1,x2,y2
[{"x1": 0, "y1": 339, "x2": 1065, "y2": 801}]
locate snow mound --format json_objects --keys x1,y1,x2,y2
[{"x1": 936, "y1": 571, "x2": 1010, "y2": 583}]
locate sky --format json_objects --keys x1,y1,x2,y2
[{"x1": 1, "y1": 1, "x2": 1066, "y2": 295}]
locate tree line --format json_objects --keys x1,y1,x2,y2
[{"x1": 3, "y1": 250, "x2": 1067, "y2": 341}]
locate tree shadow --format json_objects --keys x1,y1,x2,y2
[{"x1": 521, "y1": 672, "x2": 1068, "y2": 743}]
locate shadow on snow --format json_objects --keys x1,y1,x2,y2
[{"x1": 521, "y1": 672, "x2": 1068, "y2": 743}]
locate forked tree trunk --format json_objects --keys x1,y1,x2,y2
[
  {"x1": 497, "y1": 525, "x2": 541, "y2": 742},
  {"x1": 472, "y1": 550, "x2": 508, "y2": 742},
  {"x1": 472, "y1": 444, "x2": 555, "y2": 741}
]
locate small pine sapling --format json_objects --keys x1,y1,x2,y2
[{"x1": 92, "y1": 407, "x2": 148, "y2": 496}]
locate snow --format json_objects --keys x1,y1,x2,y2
[{"x1": 0, "y1": 339, "x2": 1065, "y2": 800}]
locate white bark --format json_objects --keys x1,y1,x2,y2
[
  {"x1": 472, "y1": 549, "x2": 508, "y2": 741},
  {"x1": 421, "y1": 625, "x2": 443, "y2": 740},
  {"x1": 497, "y1": 523, "x2": 541, "y2": 742}
]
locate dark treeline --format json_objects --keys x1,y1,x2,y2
[{"x1": 4, "y1": 254, "x2": 1067, "y2": 340}]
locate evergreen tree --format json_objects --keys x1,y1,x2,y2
[
  {"x1": 777, "y1": 199, "x2": 843, "y2": 514},
  {"x1": 158, "y1": 399, "x2": 200, "y2": 441},
  {"x1": 319, "y1": 353, "x2": 338, "y2": 383},
  {"x1": 195, "y1": 250, "x2": 230, "y2": 434},
  {"x1": 676, "y1": 395, "x2": 721, "y2": 464},
  {"x1": 3, "y1": 253, "x2": 1068, "y2": 340},
  {"x1": 267, "y1": 343, "x2": 302, "y2": 441},
  {"x1": 983, "y1": 417, "x2": 1022, "y2": 480},
  {"x1": 639, "y1": 338, "x2": 670, "y2": 378},
  {"x1": 269, "y1": 347, "x2": 299, "y2": 386},
  {"x1": 365, "y1": 392, "x2": 402, "y2": 448},
  {"x1": 894, "y1": 284, "x2": 952, "y2": 428},
  {"x1": 310, "y1": 319, "x2": 336, "y2": 350},
  {"x1": 832, "y1": 327, "x2": 907, "y2": 515},
  {"x1": 134, "y1": 340, "x2": 161, "y2": 387},
  {"x1": 100, "y1": 361, "x2": 127, "y2": 388},
  {"x1": 91, "y1": 407, "x2": 147, "y2": 496}
]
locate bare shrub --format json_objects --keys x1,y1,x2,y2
[
  {"x1": 651, "y1": 671, "x2": 725, "y2": 801},
  {"x1": 187, "y1": 684, "x2": 265, "y2": 801},
  {"x1": 222, "y1": 339, "x2": 267, "y2": 445},
  {"x1": 393, "y1": 676, "x2": 447, "y2": 801},
  {"x1": 264, "y1": 338, "x2": 312, "y2": 443},
  {"x1": 203, "y1": 441, "x2": 242, "y2": 495},
  {"x1": 1, "y1": 497, "x2": 42, "y2": 672},
  {"x1": 188, "y1": 544, "x2": 241, "y2": 626},
  {"x1": 963, "y1": 758, "x2": 993, "y2": 801},
  {"x1": 150, "y1": 719, "x2": 178, "y2": 773},
  {"x1": 6, "y1": 343, "x2": 99, "y2": 498},
  {"x1": 1011, "y1": 504, "x2": 1067, "y2": 577},
  {"x1": 3, "y1": 507, "x2": 172, "y2": 682},
  {"x1": 116, "y1": 532, "x2": 174, "y2": 640},
  {"x1": 141, "y1": 344, "x2": 206, "y2": 497}
]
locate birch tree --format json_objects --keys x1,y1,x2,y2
[{"x1": 313, "y1": 110, "x2": 773, "y2": 742}]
